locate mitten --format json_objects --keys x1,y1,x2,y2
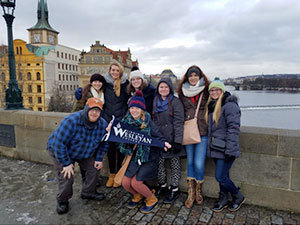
[
  {"x1": 173, "y1": 142, "x2": 182, "y2": 153},
  {"x1": 75, "y1": 87, "x2": 82, "y2": 100}
]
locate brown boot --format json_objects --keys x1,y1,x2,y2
[
  {"x1": 195, "y1": 180, "x2": 204, "y2": 205},
  {"x1": 127, "y1": 194, "x2": 143, "y2": 209},
  {"x1": 140, "y1": 193, "x2": 158, "y2": 213},
  {"x1": 106, "y1": 173, "x2": 115, "y2": 188},
  {"x1": 113, "y1": 180, "x2": 121, "y2": 188},
  {"x1": 185, "y1": 179, "x2": 196, "y2": 208}
]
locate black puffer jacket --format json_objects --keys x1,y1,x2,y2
[
  {"x1": 153, "y1": 78, "x2": 185, "y2": 158},
  {"x1": 143, "y1": 83, "x2": 156, "y2": 115},
  {"x1": 206, "y1": 92, "x2": 241, "y2": 159},
  {"x1": 102, "y1": 76, "x2": 129, "y2": 123}
]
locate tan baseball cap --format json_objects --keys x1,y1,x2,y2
[{"x1": 86, "y1": 97, "x2": 103, "y2": 110}]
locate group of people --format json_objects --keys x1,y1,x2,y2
[{"x1": 47, "y1": 62, "x2": 245, "y2": 215}]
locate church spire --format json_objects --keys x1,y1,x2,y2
[{"x1": 28, "y1": 0, "x2": 58, "y2": 33}]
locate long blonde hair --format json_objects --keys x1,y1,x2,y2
[
  {"x1": 140, "y1": 111, "x2": 146, "y2": 129},
  {"x1": 205, "y1": 92, "x2": 224, "y2": 127},
  {"x1": 109, "y1": 62, "x2": 124, "y2": 97}
]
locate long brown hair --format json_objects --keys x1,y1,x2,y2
[
  {"x1": 79, "y1": 83, "x2": 92, "y2": 105},
  {"x1": 126, "y1": 79, "x2": 148, "y2": 95},
  {"x1": 177, "y1": 65, "x2": 210, "y2": 96},
  {"x1": 205, "y1": 92, "x2": 224, "y2": 127},
  {"x1": 109, "y1": 62, "x2": 124, "y2": 97}
]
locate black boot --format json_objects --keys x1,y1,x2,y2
[
  {"x1": 81, "y1": 191, "x2": 105, "y2": 201},
  {"x1": 228, "y1": 190, "x2": 245, "y2": 211},
  {"x1": 212, "y1": 192, "x2": 229, "y2": 212},
  {"x1": 56, "y1": 201, "x2": 69, "y2": 214},
  {"x1": 163, "y1": 186, "x2": 180, "y2": 204},
  {"x1": 155, "y1": 184, "x2": 168, "y2": 197}
]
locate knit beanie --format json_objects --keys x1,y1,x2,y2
[
  {"x1": 90, "y1": 73, "x2": 106, "y2": 84},
  {"x1": 187, "y1": 67, "x2": 201, "y2": 78},
  {"x1": 129, "y1": 70, "x2": 144, "y2": 81},
  {"x1": 128, "y1": 90, "x2": 146, "y2": 110},
  {"x1": 209, "y1": 77, "x2": 225, "y2": 93},
  {"x1": 131, "y1": 65, "x2": 139, "y2": 72}
]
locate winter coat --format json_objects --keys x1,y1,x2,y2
[
  {"x1": 125, "y1": 120, "x2": 166, "y2": 181},
  {"x1": 179, "y1": 88, "x2": 209, "y2": 136},
  {"x1": 102, "y1": 75, "x2": 129, "y2": 123},
  {"x1": 143, "y1": 83, "x2": 156, "y2": 115},
  {"x1": 153, "y1": 77, "x2": 185, "y2": 158},
  {"x1": 206, "y1": 92, "x2": 241, "y2": 159}
]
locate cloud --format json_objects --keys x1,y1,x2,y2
[{"x1": 0, "y1": 0, "x2": 300, "y2": 78}]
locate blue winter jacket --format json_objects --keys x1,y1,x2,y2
[{"x1": 206, "y1": 92, "x2": 241, "y2": 159}]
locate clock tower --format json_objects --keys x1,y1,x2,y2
[{"x1": 27, "y1": 0, "x2": 59, "y2": 46}]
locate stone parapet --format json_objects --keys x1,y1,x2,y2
[{"x1": 0, "y1": 109, "x2": 299, "y2": 212}]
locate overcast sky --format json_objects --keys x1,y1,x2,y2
[{"x1": 0, "y1": 0, "x2": 299, "y2": 79}]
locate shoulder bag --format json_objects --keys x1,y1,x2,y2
[
  {"x1": 182, "y1": 93, "x2": 203, "y2": 145},
  {"x1": 114, "y1": 145, "x2": 136, "y2": 185}
]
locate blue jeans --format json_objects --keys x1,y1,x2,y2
[
  {"x1": 214, "y1": 158, "x2": 239, "y2": 194},
  {"x1": 185, "y1": 136, "x2": 208, "y2": 182}
]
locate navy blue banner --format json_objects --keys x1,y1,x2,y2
[{"x1": 102, "y1": 118, "x2": 165, "y2": 148}]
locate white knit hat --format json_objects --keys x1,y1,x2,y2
[{"x1": 129, "y1": 70, "x2": 144, "y2": 81}]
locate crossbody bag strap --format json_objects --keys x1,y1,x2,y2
[{"x1": 194, "y1": 93, "x2": 204, "y2": 118}]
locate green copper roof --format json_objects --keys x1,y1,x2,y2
[
  {"x1": 28, "y1": 0, "x2": 58, "y2": 34},
  {"x1": 26, "y1": 44, "x2": 56, "y2": 57}
]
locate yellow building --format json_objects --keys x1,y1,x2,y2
[
  {"x1": 0, "y1": 40, "x2": 47, "y2": 111},
  {"x1": 0, "y1": 0, "x2": 80, "y2": 112}
]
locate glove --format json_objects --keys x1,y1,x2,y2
[
  {"x1": 75, "y1": 87, "x2": 82, "y2": 100},
  {"x1": 172, "y1": 143, "x2": 182, "y2": 154},
  {"x1": 225, "y1": 154, "x2": 235, "y2": 161}
]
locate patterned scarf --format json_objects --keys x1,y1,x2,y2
[{"x1": 119, "y1": 112, "x2": 151, "y2": 163}]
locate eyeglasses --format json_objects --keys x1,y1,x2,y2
[{"x1": 209, "y1": 88, "x2": 222, "y2": 93}]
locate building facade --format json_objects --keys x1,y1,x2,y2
[
  {"x1": 79, "y1": 41, "x2": 138, "y2": 87},
  {"x1": 0, "y1": 0, "x2": 81, "y2": 111}
]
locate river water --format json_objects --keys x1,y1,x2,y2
[{"x1": 228, "y1": 88, "x2": 300, "y2": 130}]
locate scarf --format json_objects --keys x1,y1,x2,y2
[
  {"x1": 182, "y1": 78, "x2": 205, "y2": 97},
  {"x1": 119, "y1": 112, "x2": 151, "y2": 163},
  {"x1": 153, "y1": 94, "x2": 174, "y2": 113},
  {"x1": 80, "y1": 105, "x2": 98, "y2": 129},
  {"x1": 90, "y1": 86, "x2": 105, "y2": 104}
]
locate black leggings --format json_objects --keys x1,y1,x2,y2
[{"x1": 107, "y1": 142, "x2": 125, "y2": 174}]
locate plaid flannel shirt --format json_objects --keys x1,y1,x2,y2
[{"x1": 47, "y1": 111, "x2": 109, "y2": 166}]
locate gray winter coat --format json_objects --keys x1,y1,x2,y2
[
  {"x1": 153, "y1": 78, "x2": 186, "y2": 158},
  {"x1": 206, "y1": 92, "x2": 241, "y2": 159}
]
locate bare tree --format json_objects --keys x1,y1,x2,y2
[{"x1": 47, "y1": 86, "x2": 73, "y2": 112}]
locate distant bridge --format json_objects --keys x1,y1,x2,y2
[{"x1": 240, "y1": 104, "x2": 300, "y2": 110}]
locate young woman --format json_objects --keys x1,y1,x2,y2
[
  {"x1": 102, "y1": 62, "x2": 130, "y2": 188},
  {"x1": 119, "y1": 91, "x2": 171, "y2": 213},
  {"x1": 205, "y1": 78, "x2": 245, "y2": 212},
  {"x1": 152, "y1": 77, "x2": 185, "y2": 204},
  {"x1": 73, "y1": 73, "x2": 106, "y2": 112},
  {"x1": 178, "y1": 65, "x2": 210, "y2": 208},
  {"x1": 127, "y1": 69, "x2": 156, "y2": 115}
]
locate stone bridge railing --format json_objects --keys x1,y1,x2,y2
[{"x1": 0, "y1": 109, "x2": 299, "y2": 213}]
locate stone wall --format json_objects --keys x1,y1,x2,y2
[{"x1": 0, "y1": 109, "x2": 299, "y2": 212}]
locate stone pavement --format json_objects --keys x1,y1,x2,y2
[{"x1": 0, "y1": 156, "x2": 299, "y2": 225}]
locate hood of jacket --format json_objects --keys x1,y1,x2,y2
[{"x1": 155, "y1": 77, "x2": 174, "y2": 96}]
